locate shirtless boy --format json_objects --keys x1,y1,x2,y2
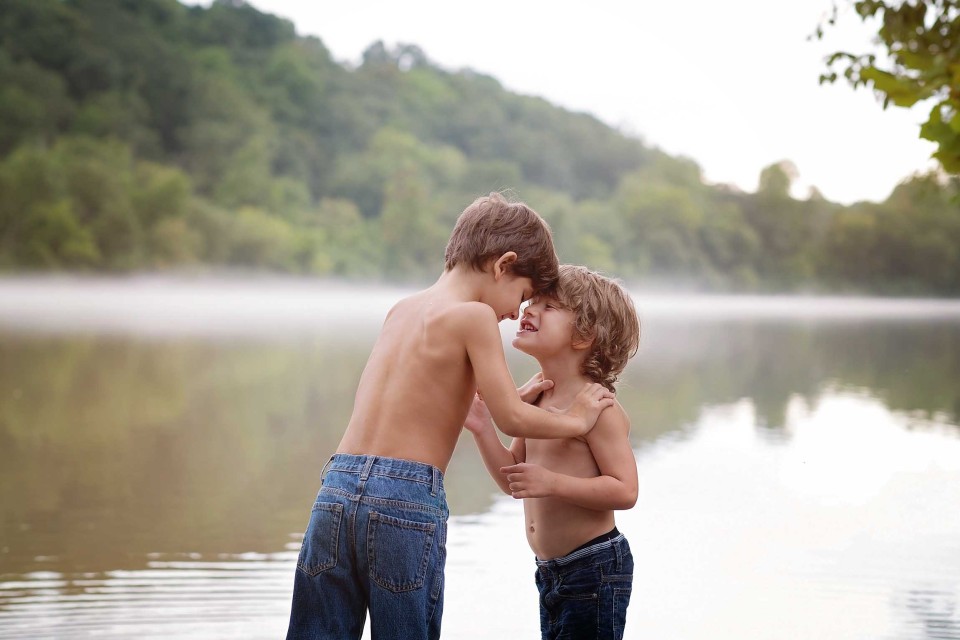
[
  {"x1": 465, "y1": 264, "x2": 641, "y2": 640},
  {"x1": 285, "y1": 194, "x2": 615, "y2": 640}
]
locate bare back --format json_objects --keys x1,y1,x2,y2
[{"x1": 336, "y1": 290, "x2": 479, "y2": 472}]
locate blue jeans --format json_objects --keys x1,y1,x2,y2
[
  {"x1": 286, "y1": 454, "x2": 449, "y2": 640},
  {"x1": 535, "y1": 532, "x2": 633, "y2": 640}
]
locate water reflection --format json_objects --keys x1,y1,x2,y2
[
  {"x1": 1, "y1": 280, "x2": 959, "y2": 639},
  {"x1": 0, "y1": 552, "x2": 296, "y2": 639},
  {"x1": 623, "y1": 318, "x2": 960, "y2": 438},
  {"x1": 897, "y1": 587, "x2": 960, "y2": 639}
]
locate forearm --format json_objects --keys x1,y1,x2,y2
[
  {"x1": 549, "y1": 473, "x2": 638, "y2": 511},
  {"x1": 471, "y1": 428, "x2": 519, "y2": 495},
  {"x1": 494, "y1": 400, "x2": 583, "y2": 439}
]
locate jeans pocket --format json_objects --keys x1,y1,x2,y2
[
  {"x1": 296, "y1": 501, "x2": 343, "y2": 576},
  {"x1": 557, "y1": 565, "x2": 600, "y2": 600},
  {"x1": 367, "y1": 511, "x2": 436, "y2": 593}
]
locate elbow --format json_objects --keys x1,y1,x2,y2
[
  {"x1": 617, "y1": 486, "x2": 638, "y2": 510},
  {"x1": 493, "y1": 406, "x2": 525, "y2": 437},
  {"x1": 498, "y1": 425, "x2": 523, "y2": 438}
]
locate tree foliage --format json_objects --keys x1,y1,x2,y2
[
  {"x1": 0, "y1": 0, "x2": 958, "y2": 294},
  {"x1": 818, "y1": 0, "x2": 960, "y2": 172}
]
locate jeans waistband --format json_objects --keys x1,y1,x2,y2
[
  {"x1": 324, "y1": 454, "x2": 444, "y2": 493},
  {"x1": 536, "y1": 531, "x2": 626, "y2": 568}
]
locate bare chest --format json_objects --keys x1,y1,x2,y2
[{"x1": 525, "y1": 437, "x2": 599, "y2": 478}]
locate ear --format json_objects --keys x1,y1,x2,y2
[{"x1": 492, "y1": 252, "x2": 518, "y2": 280}]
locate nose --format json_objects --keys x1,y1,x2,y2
[{"x1": 507, "y1": 309, "x2": 519, "y2": 321}]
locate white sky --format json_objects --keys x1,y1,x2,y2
[{"x1": 242, "y1": 0, "x2": 939, "y2": 204}]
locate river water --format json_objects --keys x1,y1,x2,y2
[{"x1": 1, "y1": 275, "x2": 958, "y2": 639}]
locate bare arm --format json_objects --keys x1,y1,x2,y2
[
  {"x1": 461, "y1": 304, "x2": 613, "y2": 438},
  {"x1": 501, "y1": 404, "x2": 638, "y2": 510},
  {"x1": 463, "y1": 395, "x2": 522, "y2": 494},
  {"x1": 464, "y1": 373, "x2": 547, "y2": 494}
]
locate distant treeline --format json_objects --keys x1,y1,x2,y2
[{"x1": 0, "y1": 0, "x2": 958, "y2": 294}]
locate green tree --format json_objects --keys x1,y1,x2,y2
[
  {"x1": 306, "y1": 198, "x2": 381, "y2": 277},
  {"x1": 737, "y1": 162, "x2": 825, "y2": 288},
  {"x1": 0, "y1": 144, "x2": 99, "y2": 267},
  {"x1": 818, "y1": 0, "x2": 960, "y2": 172},
  {"x1": 0, "y1": 51, "x2": 73, "y2": 153}
]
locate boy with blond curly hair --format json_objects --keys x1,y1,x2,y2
[{"x1": 465, "y1": 264, "x2": 641, "y2": 640}]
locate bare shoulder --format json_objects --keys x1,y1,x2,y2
[
  {"x1": 384, "y1": 291, "x2": 423, "y2": 319},
  {"x1": 445, "y1": 301, "x2": 498, "y2": 333},
  {"x1": 449, "y1": 300, "x2": 496, "y2": 321},
  {"x1": 589, "y1": 399, "x2": 631, "y2": 439}
]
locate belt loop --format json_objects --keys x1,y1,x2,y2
[
  {"x1": 430, "y1": 466, "x2": 440, "y2": 497},
  {"x1": 319, "y1": 455, "x2": 334, "y2": 483},
  {"x1": 614, "y1": 537, "x2": 623, "y2": 572},
  {"x1": 360, "y1": 455, "x2": 376, "y2": 481}
]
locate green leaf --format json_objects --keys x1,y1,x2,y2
[
  {"x1": 949, "y1": 110, "x2": 960, "y2": 135},
  {"x1": 860, "y1": 67, "x2": 929, "y2": 107}
]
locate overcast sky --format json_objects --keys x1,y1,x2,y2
[{"x1": 240, "y1": 0, "x2": 939, "y2": 205}]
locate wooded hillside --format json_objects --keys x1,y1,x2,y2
[{"x1": 1, "y1": 0, "x2": 958, "y2": 294}]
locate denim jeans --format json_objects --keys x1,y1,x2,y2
[
  {"x1": 535, "y1": 533, "x2": 633, "y2": 640},
  {"x1": 286, "y1": 454, "x2": 449, "y2": 640}
]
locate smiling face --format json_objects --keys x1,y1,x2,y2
[{"x1": 512, "y1": 295, "x2": 577, "y2": 357}]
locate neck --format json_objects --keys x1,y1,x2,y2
[
  {"x1": 431, "y1": 265, "x2": 488, "y2": 303},
  {"x1": 537, "y1": 354, "x2": 590, "y2": 405}
]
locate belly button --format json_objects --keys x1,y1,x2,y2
[{"x1": 529, "y1": 524, "x2": 536, "y2": 533}]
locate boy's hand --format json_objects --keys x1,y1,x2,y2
[
  {"x1": 517, "y1": 372, "x2": 554, "y2": 404},
  {"x1": 463, "y1": 393, "x2": 494, "y2": 435},
  {"x1": 500, "y1": 462, "x2": 556, "y2": 499},
  {"x1": 566, "y1": 382, "x2": 616, "y2": 434}
]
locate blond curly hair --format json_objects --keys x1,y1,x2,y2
[{"x1": 551, "y1": 265, "x2": 640, "y2": 391}]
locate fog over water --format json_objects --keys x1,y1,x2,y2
[{"x1": 3, "y1": 275, "x2": 960, "y2": 337}]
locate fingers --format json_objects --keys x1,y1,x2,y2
[
  {"x1": 499, "y1": 464, "x2": 537, "y2": 498},
  {"x1": 581, "y1": 382, "x2": 614, "y2": 403},
  {"x1": 590, "y1": 382, "x2": 613, "y2": 398},
  {"x1": 501, "y1": 464, "x2": 526, "y2": 488},
  {"x1": 519, "y1": 373, "x2": 554, "y2": 403},
  {"x1": 506, "y1": 478, "x2": 526, "y2": 498}
]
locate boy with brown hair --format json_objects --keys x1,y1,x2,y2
[
  {"x1": 285, "y1": 194, "x2": 615, "y2": 640},
  {"x1": 465, "y1": 264, "x2": 641, "y2": 640}
]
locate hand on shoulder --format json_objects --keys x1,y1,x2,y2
[
  {"x1": 586, "y1": 397, "x2": 630, "y2": 440},
  {"x1": 567, "y1": 382, "x2": 617, "y2": 435}
]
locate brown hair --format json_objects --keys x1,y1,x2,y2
[
  {"x1": 444, "y1": 192, "x2": 559, "y2": 293},
  {"x1": 552, "y1": 264, "x2": 640, "y2": 391}
]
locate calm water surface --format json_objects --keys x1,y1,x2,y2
[{"x1": 1, "y1": 276, "x2": 959, "y2": 639}]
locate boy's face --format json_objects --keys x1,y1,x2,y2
[
  {"x1": 488, "y1": 273, "x2": 534, "y2": 323},
  {"x1": 511, "y1": 295, "x2": 577, "y2": 357}
]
